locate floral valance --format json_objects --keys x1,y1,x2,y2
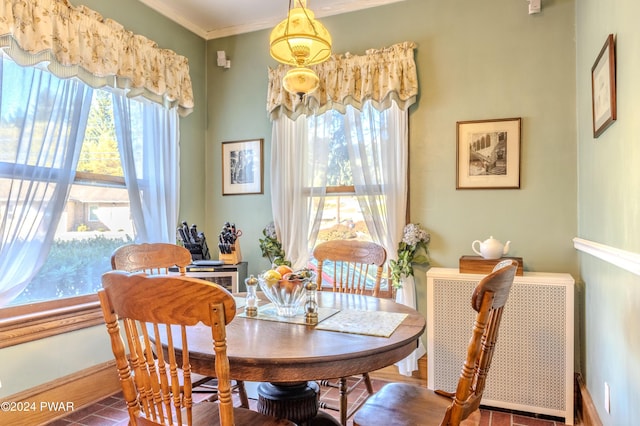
[
  {"x1": 267, "y1": 41, "x2": 418, "y2": 120},
  {"x1": 0, "y1": 0, "x2": 194, "y2": 116}
]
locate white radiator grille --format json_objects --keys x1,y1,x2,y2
[{"x1": 427, "y1": 269, "x2": 574, "y2": 424}]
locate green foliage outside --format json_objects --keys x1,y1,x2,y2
[
  {"x1": 324, "y1": 111, "x2": 352, "y2": 186},
  {"x1": 12, "y1": 235, "x2": 131, "y2": 306},
  {"x1": 76, "y1": 90, "x2": 123, "y2": 176}
]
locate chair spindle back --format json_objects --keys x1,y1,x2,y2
[
  {"x1": 99, "y1": 271, "x2": 237, "y2": 425},
  {"x1": 443, "y1": 259, "x2": 517, "y2": 424},
  {"x1": 313, "y1": 240, "x2": 390, "y2": 298}
]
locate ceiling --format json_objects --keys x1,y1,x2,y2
[{"x1": 138, "y1": 0, "x2": 406, "y2": 40}]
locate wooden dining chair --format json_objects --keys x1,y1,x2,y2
[
  {"x1": 313, "y1": 239, "x2": 391, "y2": 298},
  {"x1": 99, "y1": 271, "x2": 296, "y2": 426},
  {"x1": 352, "y1": 259, "x2": 518, "y2": 426},
  {"x1": 110, "y1": 242, "x2": 193, "y2": 275},
  {"x1": 111, "y1": 242, "x2": 248, "y2": 408},
  {"x1": 312, "y1": 239, "x2": 390, "y2": 425}
]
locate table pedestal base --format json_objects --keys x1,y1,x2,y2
[{"x1": 257, "y1": 381, "x2": 339, "y2": 426}]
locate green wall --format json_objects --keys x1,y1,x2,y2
[
  {"x1": 576, "y1": 0, "x2": 640, "y2": 423},
  {"x1": 206, "y1": 0, "x2": 577, "y2": 277},
  {"x1": 205, "y1": 0, "x2": 577, "y2": 360}
]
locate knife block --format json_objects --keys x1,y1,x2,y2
[{"x1": 219, "y1": 239, "x2": 242, "y2": 265}]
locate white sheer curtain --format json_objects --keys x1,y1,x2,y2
[
  {"x1": 270, "y1": 115, "x2": 330, "y2": 269},
  {"x1": 112, "y1": 94, "x2": 180, "y2": 243},
  {"x1": 0, "y1": 55, "x2": 93, "y2": 305},
  {"x1": 345, "y1": 101, "x2": 425, "y2": 375}
]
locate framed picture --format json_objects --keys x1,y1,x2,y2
[
  {"x1": 456, "y1": 117, "x2": 521, "y2": 189},
  {"x1": 591, "y1": 34, "x2": 616, "y2": 138},
  {"x1": 221, "y1": 139, "x2": 263, "y2": 195}
]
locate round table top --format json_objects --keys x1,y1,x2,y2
[{"x1": 181, "y1": 291, "x2": 426, "y2": 383}]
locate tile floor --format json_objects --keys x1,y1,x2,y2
[{"x1": 46, "y1": 378, "x2": 570, "y2": 426}]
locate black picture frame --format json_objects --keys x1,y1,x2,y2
[{"x1": 221, "y1": 139, "x2": 264, "y2": 195}]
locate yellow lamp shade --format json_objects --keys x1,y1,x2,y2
[
  {"x1": 269, "y1": 4, "x2": 332, "y2": 67},
  {"x1": 282, "y1": 67, "x2": 320, "y2": 97}
]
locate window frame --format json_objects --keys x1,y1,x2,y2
[{"x1": 0, "y1": 294, "x2": 103, "y2": 349}]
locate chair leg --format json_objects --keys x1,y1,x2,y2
[
  {"x1": 344, "y1": 374, "x2": 374, "y2": 424},
  {"x1": 236, "y1": 380, "x2": 249, "y2": 408},
  {"x1": 339, "y1": 378, "x2": 348, "y2": 426},
  {"x1": 363, "y1": 373, "x2": 373, "y2": 395},
  {"x1": 319, "y1": 374, "x2": 372, "y2": 425},
  {"x1": 193, "y1": 378, "x2": 249, "y2": 408}
]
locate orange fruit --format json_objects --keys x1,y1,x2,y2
[{"x1": 275, "y1": 265, "x2": 293, "y2": 276}]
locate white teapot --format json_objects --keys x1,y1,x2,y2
[{"x1": 472, "y1": 236, "x2": 511, "y2": 260}]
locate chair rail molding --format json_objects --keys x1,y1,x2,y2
[{"x1": 573, "y1": 237, "x2": 640, "y2": 276}]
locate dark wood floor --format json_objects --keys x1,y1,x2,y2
[{"x1": 46, "y1": 377, "x2": 569, "y2": 426}]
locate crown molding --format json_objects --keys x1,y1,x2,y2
[
  {"x1": 138, "y1": 0, "x2": 208, "y2": 39},
  {"x1": 139, "y1": 0, "x2": 407, "y2": 41}
]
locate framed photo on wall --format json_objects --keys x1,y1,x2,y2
[
  {"x1": 591, "y1": 34, "x2": 616, "y2": 138},
  {"x1": 456, "y1": 117, "x2": 521, "y2": 189},
  {"x1": 222, "y1": 139, "x2": 264, "y2": 195}
]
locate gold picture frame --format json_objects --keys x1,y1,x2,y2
[
  {"x1": 456, "y1": 117, "x2": 521, "y2": 189},
  {"x1": 221, "y1": 139, "x2": 264, "y2": 195},
  {"x1": 591, "y1": 34, "x2": 617, "y2": 138}
]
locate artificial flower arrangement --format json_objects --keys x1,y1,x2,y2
[
  {"x1": 258, "y1": 222, "x2": 291, "y2": 267},
  {"x1": 389, "y1": 223, "x2": 430, "y2": 288}
]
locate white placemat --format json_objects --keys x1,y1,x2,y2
[
  {"x1": 234, "y1": 296, "x2": 246, "y2": 309},
  {"x1": 314, "y1": 309, "x2": 408, "y2": 337}
]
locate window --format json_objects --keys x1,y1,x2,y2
[
  {"x1": 304, "y1": 106, "x2": 397, "y2": 292},
  {"x1": 0, "y1": 20, "x2": 182, "y2": 347},
  {"x1": 0, "y1": 56, "x2": 141, "y2": 350},
  {"x1": 2, "y1": 88, "x2": 134, "y2": 309},
  {"x1": 311, "y1": 108, "x2": 373, "y2": 245},
  {"x1": 271, "y1": 100, "x2": 406, "y2": 275}
]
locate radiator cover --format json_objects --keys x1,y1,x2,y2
[{"x1": 426, "y1": 268, "x2": 574, "y2": 424}]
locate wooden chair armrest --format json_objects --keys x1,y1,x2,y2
[{"x1": 434, "y1": 389, "x2": 455, "y2": 399}]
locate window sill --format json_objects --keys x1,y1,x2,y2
[{"x1": 0, "y1": 295, "x2": 104, "y2": 349}]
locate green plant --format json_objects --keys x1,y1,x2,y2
[
  {"x1": 258, "y1": 222, "x2": 291, "y2": 267},
  {"x1": 389, "y1": 223, "x2": 430, "y2": 288}
]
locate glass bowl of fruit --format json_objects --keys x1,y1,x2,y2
[{"x1": 258, "y1": 266, "x2": 316, "y2": 317}]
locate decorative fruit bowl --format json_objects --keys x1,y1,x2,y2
[{"x1": 258, "y1": 267, "x2": 316, "y2": 317}]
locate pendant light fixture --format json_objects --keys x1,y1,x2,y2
[
  {"x1": 282, "y1": 67, "x2": 320, "y2": 97},
  {"x1": 270, "y1": 0, "x2": 332, "y2": 97}
]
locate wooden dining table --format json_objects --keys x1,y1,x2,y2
[{"x1": 160, "y1": 291, "x2": 426, "y2": 425}]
